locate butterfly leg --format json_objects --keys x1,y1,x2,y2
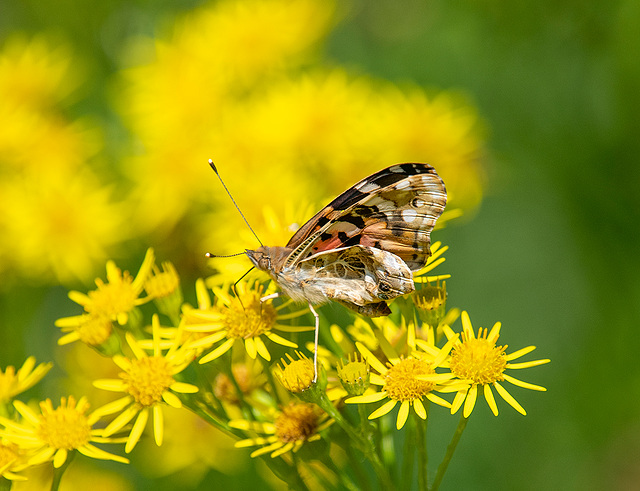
[{"x1": 308, "y1": 302, "x2": 320, "y2": 382}]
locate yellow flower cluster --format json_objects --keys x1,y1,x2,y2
[
  {"x1": 1, "y1": 225, "x2": 550, "y2": 488},
  {"x1": 0, "y1": 0, "x2": 485, "y2": 287},
  {"x1": 0, "y1": 36, "x2": 127, "y2": 284}
]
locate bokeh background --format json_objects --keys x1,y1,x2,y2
[{"x1": 1, "y1": 0, "x2": 639, "y2": 489}]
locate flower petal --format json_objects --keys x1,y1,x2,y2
[
  {"x1": 199, "y1": 338, "x2": 234, "y2": 364},
  {"x1": 494, "y1": 381, "x2": 526, "y2": 415},
  {"x1": 369, "y1": 399, "x2": 397, "y2": 420},
  {"x1": 483, "y1": 383, "x2": 499, "y2": 416},
  {"x1": 396, "y1": 401, "x2": 410, "y2": 429}
]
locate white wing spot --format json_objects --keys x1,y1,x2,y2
[{"x1": 402, "y1": 209, "x2": 418, "y2": 223}]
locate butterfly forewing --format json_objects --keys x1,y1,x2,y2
[{"x1": 284, "y1": 163, "x2": 446, "y2": 271}]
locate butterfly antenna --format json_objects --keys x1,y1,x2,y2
[
  {"x1": 208, "y1": 159, "x2": 263, "y2": 247},
  {"x1": 205, "y1": 252, "x2": 246, "y2": 258}
]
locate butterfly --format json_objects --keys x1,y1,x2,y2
[
  {"x1": 210, "y1": 161, "x2": 446, "y2": 379},
  {"x1": 244, "y1": 163, "x2": 446, "y2": 315}
]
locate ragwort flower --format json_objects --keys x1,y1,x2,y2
[
  {"x1": 0, "y1": 396, "x2": 128, "y2": 469},
  {"x1": 444, "y1": 311, "x2": 550, "y2": 418},
  {"x1": 93, "y1": 315, "x2": 198, "y2": 453},
  {"x1": 67, "y1": 248, "x2": 155, "y2": 325},
  {"x1": 0, "y1": 357, "x2": 52, "y2": 404},
  {"x1": 229, "y1": 402, "x2": 333, "y2": 458},
  {"x1": 184, "y1": 279, "x2": 309, "y2": 364},
  {"x1": 346, "y1": 333, "x2": 458, "y2": 430}
]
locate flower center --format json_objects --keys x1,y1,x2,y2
[
  {"x1": 274, "y1": 404, "x2": 318, "y2": 443},
  {"x1": 449, "y1": 337, "x2": 507, "y2": 385},
  {"x1": 36, "y1": 398, "x2": 92, "y2": 450},
  {"x1": 383, "y1": 357, "x2": 435, "y2": 402},
  {"x1": 224, "y1": 296, "x2": 277, "y2": 338},
  {"x1": 87, "y1": 274, "x2": 137, "y2": 319},
  {"x1": 76, "y1": 315, "x2": 112, "y2": 346},
  {"x1": 121, "y1": 356, "x2": 174, "y2": 407}
]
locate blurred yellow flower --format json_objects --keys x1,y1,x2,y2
[
  {"x1": 0, "y1": 167, "x2": 126, "y2": 284},
  {"x1": 116, "y1": 0, "x2": 335, "y2": 237},
  {"x1": 0, "y1": 357, "x2": 52, "y2": 404},
  {"x1": 93, "y1": 315, "x2": 198, "y2": 453},
  {"x1": 66, "y1": 249, "x2": 155, "y2": 325},
  {"x1": 0, "y1": 396, "x2": 129, "y2": 469},
  {"x1": 443, "y1": 311, "x2": 550, "y2": 418},
  {"x1": 0, "y1": 441, "x2": 29, "y2": 481},
  {"x1": 0, "y1": 34, "x2": 79, "y2": 113},
  {"x1": 229, "y1": 402, "x2": 333, "y2": 458}
]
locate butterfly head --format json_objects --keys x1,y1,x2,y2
[{"x1": 245, "y1": 246, "x2": 291, "y2": 275}]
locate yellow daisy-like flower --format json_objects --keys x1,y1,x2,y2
[
  {"x1": 55, "y1": 314, "x2": 114, "y2": 347},
  {"x1": 93, "y1": 315, "x2": 198, "y2": 453},
  {"x1": 443, "y1": 311, "x2": 550, "y2": 418},
  {"x1": 346, "y1": 334, "x2": 458, "y2": 430},
  {"x1": 0, "y1": 440, "x2": 30, "y2": 481},
  {"x1": 184, "y1": 280, "x2": 309, "y2": 364},
  {"x1": 0, "y1": 357, "x2": 52, "y2": 403},
  {"x1": 0, "y1": 396, "x2": 129, "y2": 469},
  {"x1": 0, "y1": 168, "x2": 126, "y2": 284},
  {"x1": 229, "y1": 402, "x2": 333, "y2": 458},
  {"x1": 67, "y1": 248, "x2": 155, "y2": 325}
]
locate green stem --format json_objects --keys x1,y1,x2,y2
[
  {"x1": 51, "y1": 450, "x2": 76, "y2": 491},
  {"x1": 400, "y1": 414, "x2": 415, "y2": 491},
  {"x1": 315, "y1": 393, "x2": 395, "y2": 490},
  {"x1": 416, "y1": 411, "x2": 428, "y2": 491},
  {"x1": 431, "y1": 413, "x2": 468, "y2": 491}
]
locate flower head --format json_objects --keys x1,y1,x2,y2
[
  {"x1": 0, "y1": 357, "x2": 52, "y2": 403},
  {"x1": 337, "y1": 353, "x2": 370, "y2": 396},
  {"x1": 444, "y1": 311, "x2": 550, "y2": 418},
  {"x1": 67, "y1": 249, "x2": 155, "y2": 325},
  {"x1": 229, "y1": 402, "x2": 333, "y2": 458},
  {"x1": 184, "y1": 280, "x2": 309, "y2": 364},
  {"x1": 346, "y1": 332, "x2": 458, "y2": 430},
  {"x1": 0, "y1": 396, "x2": 128, "y2": 469},
  {"x1": 93, "y1": 315, "x2": 198, "y2": 453}
]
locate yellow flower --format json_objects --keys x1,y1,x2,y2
[
  {"x1": 346, "y1": 333, "x2": 458, "y2": 430},
  {"x1": 275, "y1": 351, "x2": 316, "y2": 393},
  {"x1": 67, "y1": 249, "x2": 155, "y2": 325},
  {"x1": 0, "y1": 168, "x2": 127, "y2": 284},
  {"x1": 336, "y1": 353, "x2": 370, "y2": 397},
  {"x1": 229, "y1": 402, "x2": 333, "y2": 458},
  {"x1": 116, "y1": 0, "x2": 335, "y2": 237},
  {"x1": 184, "y1": 280, "x2": 309, "y2": 364},
  {"x1": 0, "y1": 34, "x2": 79, "y2": 113},
  {"x1": 0, "y1": 440, "x2": 29, "y2": 481},
  {"x1": 0, "y1": 357, "x2": 52, "y2": 404},
  {"x1": 93, "y1": 315, "x2": 198, "y2": 453},
  {"x1": 370, "y1": 85, "x2": 485, "y2": 213},
  {"x1": 55, "y1": 314, "x2": 114, "y2": 347},
  {"x1": 0, "y1": 396, "x2": 129, "y2": 469},
  {"x1": 444, "y1": 311, "x2": 550, "y2": 418}
]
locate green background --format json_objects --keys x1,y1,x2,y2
[{"x1": 2, "y1": 0, "x2": 639, "y2": 489}]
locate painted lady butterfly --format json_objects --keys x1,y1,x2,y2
[
  {"x1": 210, "y1": 161, "x2": 446, "y2": 379},
  {"x1": 245, "y1": 163, "x2": 447, "y2": 315}
]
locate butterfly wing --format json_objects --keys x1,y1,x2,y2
[{"x1": 284, "y1": 163, "x2": 446, "y2": 271}]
